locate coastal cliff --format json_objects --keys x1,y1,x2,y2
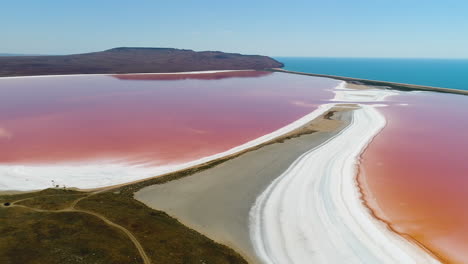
[{"x1": 0, "y1": 47, "x2": 284, "y2": 77}]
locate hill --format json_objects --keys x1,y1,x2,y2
[{"x1": 0, "y1": 47, "x2": 283, "y2": 77}]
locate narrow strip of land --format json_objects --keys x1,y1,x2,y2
[
  {"x1": 250, "y1": 105, "x2": 440, "y2": 264},
  {"x1": 135, "y1": 107, "x2": 353, "y2": 263},
  {"x1": 271, "y1": 68, "x2": 468, "y2": 96}
]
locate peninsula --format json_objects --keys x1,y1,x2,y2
[{"x1": 0, "y1": 47, "x2": 283, "y2": 77}]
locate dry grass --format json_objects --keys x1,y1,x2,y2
[
  {"x1": 0, "y1": 206, "x2": 142, "y2": 264},
  {"x1": 0, "y1": 187, "x2": 247, "y2": 264}
]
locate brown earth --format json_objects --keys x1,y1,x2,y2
[{"x1": 0, "y1": 47, "x2": 283, "y2": 77}]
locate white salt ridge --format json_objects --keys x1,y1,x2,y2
[
  {"x1": 0, "y1": 81, "x2": 343, "y2": 191},
  {"x1": 249, "y1": 88, "x2": 441, "y2": 263},
  {"x1": 332, "y1": 85, "x2": 400, "y2": 102}
]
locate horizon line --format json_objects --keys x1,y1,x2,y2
[
  {"x1": 274, "y1": 56, "x2": 468, "y2": 60},
  {"x1": 1, "y1": 52, "x2": 468, "y2": 60}
]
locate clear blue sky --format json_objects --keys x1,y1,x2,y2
[{"x1": 2, "y1": 0, "x2": 468, "y2": 58}]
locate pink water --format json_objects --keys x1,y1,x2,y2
[
  {"x1": 5, "y1": 71, "x2": 466, "y2": 261},
  {"x1": 360, "y1": 91, "x2": 468, "y2": 263},
  {"x1": 0, "y1": 71, "x2": 338, "y2": 166}
]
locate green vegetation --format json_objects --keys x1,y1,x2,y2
[
  {"x1": 76, "y1": 192, "x2": 244, "y2": 263},
  {"x1": 0, "y1": 186, "x2": 247, "y2": 264},
  {"x1": 15, "y1": 193, "x2": 87, "y2": 211},
  {"x1": 0, "y1": 207, "x2": 141, "y2": 264}
]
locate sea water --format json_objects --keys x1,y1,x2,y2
[{"x1": 277, "y1": 57, "x2": 468, "y2": 91}]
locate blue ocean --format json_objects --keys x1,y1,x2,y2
[{"x1": 276, "y1": 57, "x2": 468, "y2": 91}]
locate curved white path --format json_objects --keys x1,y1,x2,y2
[{"x1": 249, "y1": 104, "x2": 440, "y2": 264}]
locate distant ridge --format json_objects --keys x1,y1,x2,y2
[{"x1": 0, "y1": 47, "x2": 283, "y2": 77}]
